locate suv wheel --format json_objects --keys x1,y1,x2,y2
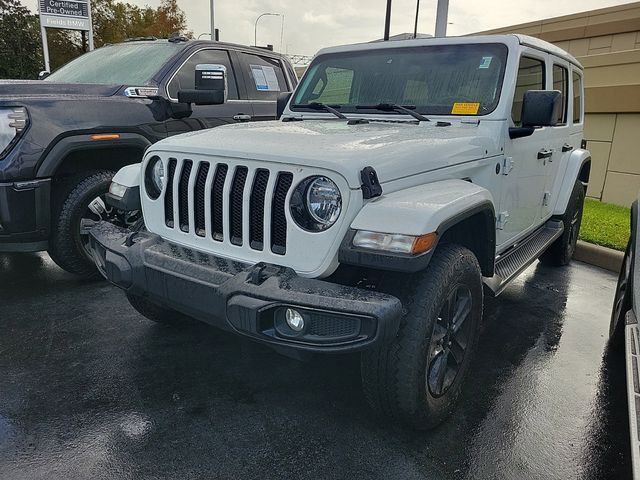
[
  {"x1": 609, "y1": 240, "x2": 633, "y2": 351},
  {"x1": 361, "y1": 244, "x2": 483, "y2": 430},
  {"x1": 126, "y1": 293, "x2": 194, "y2": 326},
  {"x1": 48, "y1": 170, "x2": 116, "y2": 277},
  {"x1": 539, "y1": 179, "x2": 585, "y2": 266}
]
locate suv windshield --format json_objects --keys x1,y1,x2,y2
[
  {"x1": 293, "y1": 43, "x2": 508, "y2": 116},
  {"x1": 45, "y1": 42, "x2": 181, "y2": 85}
]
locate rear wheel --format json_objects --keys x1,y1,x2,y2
[
  {"x1": 48, "y1": 170, "x2": 116, "y2": 278},
  {"x1": 539, "y1": 179, "x2": 585, "y2": 266},
  {"x1": 360, "y1": 244, "x2": 483, "y2": 430},
  {"x1": 126, "y1": 293, "x2": 194, "y2": 326}
]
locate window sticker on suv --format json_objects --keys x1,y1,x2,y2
[{"x1": 250, "y1": 64, "x2": 281, "y2": 91}]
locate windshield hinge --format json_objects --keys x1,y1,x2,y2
[{"x1": 360, "y1": 167, "x2": 382, "y2": 200}]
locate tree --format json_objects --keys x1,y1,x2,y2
[
  {"x1": 0, "y1": 0, "x2": 192, "y2": 77},
  {"x1": 0, "y1": 0, "x2": 43, "y2": 79}
]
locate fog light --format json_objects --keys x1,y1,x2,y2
[{"x1": 285, "y1": 308, "x2": 305, "y2": 332}]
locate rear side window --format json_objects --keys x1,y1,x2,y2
[
  {"x1": 512, "y1": 56, "x2": 545, "y2": 126},
  {"x1": 167, "y1": 49, "x2": 239, "y2": 100},
  {"x1": 552, "y1": 64, "x2": 569, "y2": 125},
  {"x1": 573, "y1": 71, "x2": 583, "y2": 124},
  {"x1": 240, "y1": 53, "x2": 287, "y2": 100}
]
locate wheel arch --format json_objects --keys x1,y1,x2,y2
[{"x1": 553, "y1": 149, "x2": 591, "y2": 216}]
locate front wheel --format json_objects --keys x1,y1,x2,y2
[
  {"x1": 361, "y1": 244, "x2": 483, "y2": 430},
  {"x1": 48, "y1": 170, "x2": 116, "y2": 278}
]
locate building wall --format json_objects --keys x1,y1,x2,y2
[{"x1": 478, "y1": 2, "x2": 640, "y2": 206}]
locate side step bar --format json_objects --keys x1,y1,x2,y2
[{"x1": 483, "y1": 219, "x2": 564, "y2": 296}]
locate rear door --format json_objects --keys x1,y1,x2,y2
[
  {"x1": 163, "y1": 48, "x2": 253, "y2": 136},
  {"x1": 236, "y1": 52, "x2": 291, "y2": 122}
]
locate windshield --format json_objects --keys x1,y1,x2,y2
[
  {"x1": 292, "y1": 43, "x2": 508, "y2": 116},
  {"x1": 46, "y1": 42, "x2": 182, "y2": 85}
]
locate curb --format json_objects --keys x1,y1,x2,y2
[{"x1": 574, "y1": 240, "x2": 624, "y2": 273}]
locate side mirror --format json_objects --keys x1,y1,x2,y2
[
  {"x1": 276, "y1": 92, "x2": 292, "y2": 119},
  {"x1": 177, "y1": 64, "x2": 227, "y2": 106},
  {"x1": 38, "y1": 70, "x2": 50, "y2": 80},
  {"x1": 521, "y1": 90, "x2": 562, "y2": 128}
]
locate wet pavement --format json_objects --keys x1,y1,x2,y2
[{"x1": 0, "y1": 253, "x2": 631, "y2": 479}]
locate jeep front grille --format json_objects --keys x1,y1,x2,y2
[{"x1": 163, "y1": 158, "x2": 294, "y2": 255}]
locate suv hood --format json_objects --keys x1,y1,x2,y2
[
  {"x1": 151, "y1": 119, "x2": 504, "y2": 188},
  {"x1": 0, "y1": 80, "x2": 122, "y2": 99}
]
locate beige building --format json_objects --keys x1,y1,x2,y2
[{"x1": 478, "y1": 2, "x2": 640, "y2": 206}]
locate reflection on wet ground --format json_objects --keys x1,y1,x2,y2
[{"x1": 0, "y1": 253, "x2": 630, "y2": 479}]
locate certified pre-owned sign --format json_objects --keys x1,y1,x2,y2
[{"x1": 39, "y1": 0, "x2": 91, "y2": 31}]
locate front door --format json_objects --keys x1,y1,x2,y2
[
  {"x1": 498, "y1": 51, "x2": 552, "y2": 248},
  {"x1": 163, "y1": 48, "x2": 254, "y2": 137}
]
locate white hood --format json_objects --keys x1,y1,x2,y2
[{"x1": 150, "y1": 119, "x2": 504, "y2": 188}]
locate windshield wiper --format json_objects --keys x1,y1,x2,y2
[
  {"x1": 356, "y1": 103, "x2": 429, "y2": 122},
  {"x1": 295, "y1": 102, "x2": 347, "y2": 119}
]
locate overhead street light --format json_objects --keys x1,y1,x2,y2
[{"x1": 254, "y1": 12, "x2": 283, "y2": 49}]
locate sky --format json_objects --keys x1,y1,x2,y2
[{"x1": 22, "y1": 0, "x2": 635, "y2": 56}]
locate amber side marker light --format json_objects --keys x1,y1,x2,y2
[
  {"x1": 91, "y1": 134, "x2": 121, "y2": 141},
  {"x1": 411, "y1": 232, "x2": 438, "y2": 255}
]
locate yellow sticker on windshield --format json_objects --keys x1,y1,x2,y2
[{"x1": 451, "y1": 102, "x2": 480, "y2": 115}]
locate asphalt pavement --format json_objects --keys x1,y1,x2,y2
[{"x1": 0, "y1": 253, "x2": 631, "y2": 479}]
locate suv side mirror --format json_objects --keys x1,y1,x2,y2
[
  {"x1": 509, "y1": 90, "x2": 562, "y2": 139},
  {"x1": 277, "y1": 92, "x2": 292, "y2": 119},
  {"x1": 177, "y1": 64, "x2": 227, "y2": 106},
  {"x1": 521, "y1": 90, "x2": 562, "y2": 128},
  {"x1": 38, "y1": 70, "x2": 50, "y2": 80}
]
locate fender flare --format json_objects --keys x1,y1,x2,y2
[
  {"x1": 36, "y1": 133, "x2": 152, "y2": 178},
  {"x1": 339, "y1": 179, "x2": 496, "y2": 274},
  {"x1": 552, "y1": 148, "x2": 591, "y2": 216}
]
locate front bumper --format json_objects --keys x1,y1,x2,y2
[
  {"x1": 0, "y1": 178, "x2": 50, "y2": 252},
  {"x1": 89, "y1": 222, "x2": 402, "y2": 353}
]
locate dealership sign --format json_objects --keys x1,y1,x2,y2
[{"x1": 39, "y1": 0, "x2": 91, "y2": 31}]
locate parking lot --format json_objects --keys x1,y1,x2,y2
[{"x1": 0, "y1": 253, "x2": 631, "y2": 479}]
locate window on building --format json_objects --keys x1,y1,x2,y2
[
  {"x1": 512, "y1": 56, "x2": 545, "y2": 126},
  {"x1": 573, "y1": 71, "x2": 583, "y2": 124},
  {"x1": 553, "y1": 64, "x2": 569, "y2": 125}
]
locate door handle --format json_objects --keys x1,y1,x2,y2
[
  {"x1": 233, "y1": 114, "x2": 252, "y2": 122},
  {"x1": 562, "y1": 143, "x2": 574, "y2": 152},
  {"x1": 537, "y1": 149, "x2": 553, "y2": 160}
]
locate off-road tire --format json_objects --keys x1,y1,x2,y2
[
  {"x1": 126, "y1": 293, "x2": 194, "y2": 326},
  {"x1": 539, "y1": 179, "x2": 585, "y2": 266},
  {"x1": 48, "y1": 170, "x2": 114, "y2": 278},
  {"x1": 609, "y1": 240, "x2": 633, "y2": 351},
  {"x1": 361, "y1": 244, "x2": 483, "y2": 430}
]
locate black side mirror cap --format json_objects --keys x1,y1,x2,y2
[
  {"x1": 277, "y1": 92, "x2": 292, "y2": 119},
  {"x1": 521, "y1": 90, "x2": 562, "y2": 128},
  {"x1": 177, "y1": 89, "x2": 225, "y2": 106}
]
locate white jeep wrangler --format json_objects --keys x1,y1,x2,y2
[{"x1": 90, "y1": 34, "x2": 591, "y2": 429}]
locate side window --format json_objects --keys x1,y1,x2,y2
[
  {"x1": 573, "y1": 71, "x2": 583, "y2": 124},
  {"x1": 552, "y1": 64, "x2": 569, "y2": 125},
  {"x1": 511, "y1": 56, "x2": 545, "y2": 126},
  {"x1": 167, "y1": 49, "x2": 239, "y2": 100},
  {"x1": 240, "y1": 53, "x2": 287, "y2": 101}
]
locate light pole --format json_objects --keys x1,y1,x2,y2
[
  {"x1": 413, "y1": 0, "x2": 420, "y2": 38},
  {"x1": 210, "y1": 0, "x2": 215, "y2": 42},
  {"x1": 255, "y1": 12, "x2": 281, "y2": 47},
  {"x1": 383, "y1": 0, "x2": 392, "y2": 41},
  {"x1": 435, "y1": 0, "x2": 449, "y2": 37}
]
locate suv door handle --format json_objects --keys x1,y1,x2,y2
[
  {"x1": 233, "y1": 114, "x2": 252, "y2": 122},
  {"x1": 562, "y1": 143, "x2": 574, "y2": 152},
  {"x1": 537, "y1": 149, "x2": 553, "y2": 160}
]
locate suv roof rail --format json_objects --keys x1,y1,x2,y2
[{"x1": 124, "y1": 36, "x2": 158, "y2": 42}]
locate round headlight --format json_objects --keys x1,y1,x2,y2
[
  {"x1": 144, "y1": 156, "x2": 164, "y2": 200},
  {"x1": 290, "y1": 176, "x2": 342, "y2": 232}
]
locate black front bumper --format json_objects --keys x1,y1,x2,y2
[
  {"x1": 0, "y1": 178, "x2": 51, "y2": 252},
  {"x1": 89, "y1": 222, "x2": 402, "y2": 353}
]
